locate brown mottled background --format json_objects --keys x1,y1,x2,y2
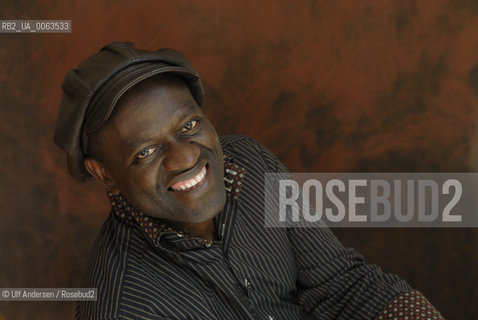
[{"x1": 0, "y1": 1, "x2": 477, "y2": 319}]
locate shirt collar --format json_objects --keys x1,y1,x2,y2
[{"x1": 109, "y1": 153, "x2": 245, "y2": 246}]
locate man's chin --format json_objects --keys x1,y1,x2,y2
[{"x1": 188, "y1": 198, "x2": 226, "y2": 224}]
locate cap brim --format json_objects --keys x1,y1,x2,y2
[{"x1": 84, "y1": 64, "x2": 199, "y2": 134}]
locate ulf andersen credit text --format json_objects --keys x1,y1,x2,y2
[{"x1": 0, "y1": 288, "x2": 96, "y2": 301}]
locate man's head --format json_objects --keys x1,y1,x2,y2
[{"x1": 54, "y1": 42, "x2": 226, "y2": 225}]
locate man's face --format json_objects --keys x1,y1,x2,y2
[{"x1": 93, "y1": 76, "x2": 226, "y2": 226}]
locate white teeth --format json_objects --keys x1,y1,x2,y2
[{"x1": 171, "y1": 166, "x2": 207, "y2": 191}]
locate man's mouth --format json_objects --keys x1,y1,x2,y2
[{"x1": 169, "y1": 165, "x2": 208, "y2": 191}]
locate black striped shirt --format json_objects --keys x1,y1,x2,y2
[{"x1": 76, "y1": 135, "x2": 410, "y2": 320}]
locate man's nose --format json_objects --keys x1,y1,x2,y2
[{"x1": 162, "y1": 140, "x2": 200, "y2": 172}]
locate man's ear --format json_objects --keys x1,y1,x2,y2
[{"x1": 84, "y1": 158, "x2": 120, "y2": 194}]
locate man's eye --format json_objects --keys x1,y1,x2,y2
[
  {"x1": 181, "y1": 120, "x2": 198, "y2": 133},
  {"x1": 137, "y1": 147, "x2": 158, "y2": 159}
]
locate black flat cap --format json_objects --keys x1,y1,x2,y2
[{"x1": 54, "y1": 42, "x2": 204, "y2": 181}]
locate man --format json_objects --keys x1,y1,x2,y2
[{"x1": 54, "y1": 42, "x2": 444, "y2": 320}]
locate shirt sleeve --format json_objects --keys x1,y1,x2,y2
[
  {"x1": 373, "y1": 290, "x2": 445, "y2": 320},
  {"x1": 249, "y1": 137, "x2": 443, "y2": 319}
]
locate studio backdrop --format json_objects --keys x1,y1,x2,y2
[{"x1": 0, "y1": 1, "x2": 477, "y2": 319}]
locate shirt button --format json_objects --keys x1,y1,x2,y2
[
  {"x1": 205, "y1": 241, "x2": 212, "y2": 248},
  {"x1": 244, "y1": 278, "x2": 251, "y2": 289},
  {"x1": 268, "y1": 316, "x2": 275, "y2": 320}
]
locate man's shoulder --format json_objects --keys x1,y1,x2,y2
[
  {"x1": 219, "y1": 134, "x2": 271, "y2": 158},
  {"x1": 219, "y1": 134, "x2": 285, "y2": 173},
  {"x1": 89, "y1": 211, "x2": 139, "y2": 254},
  {"x1": 77, "y1": 213, "x2": 146, "y2": 319},
  {"x1": 86, "y1": 212, "x2": 149, "y2": 278},
  {"x1": 219, "y1": 134, "x2": 253, "y2": 146}
]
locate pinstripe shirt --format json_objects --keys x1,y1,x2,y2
[{"x1": 76, "y1": 135, "x2": 410, "y2": 320}]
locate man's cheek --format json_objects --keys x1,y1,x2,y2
[{"x1": 198, "y1": 122, "x2": 219, "y2": 141}]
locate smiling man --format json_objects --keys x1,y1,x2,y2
[{"x1": 54, "y1": 42, "x2": 444, "y2": 320}]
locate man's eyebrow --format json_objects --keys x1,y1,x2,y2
[{"x1": 178, "y1": 104, "x2": 200, "y2": 122}]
